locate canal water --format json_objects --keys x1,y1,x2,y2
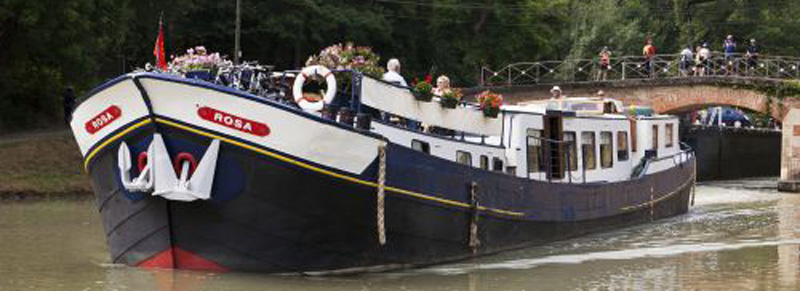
[{"x1": 2, "y1": 177, "x2": 799, "y2": 290}]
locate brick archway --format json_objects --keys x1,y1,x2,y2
[{"x1": 647, "y1": 85, "x2": 782, "y2": 121}]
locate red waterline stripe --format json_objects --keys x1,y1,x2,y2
[{"x1": 137, "y1": 246, "x2": 229, "y2": 272}]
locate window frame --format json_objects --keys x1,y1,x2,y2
[
  {"x1": 564, "y1": 131, "x2": 578, "y2": 171},
  {"x1": 492, "y1": 157, "x2": 504, "y2": 172},
  {"x1": 651, "y1": 124, "x2": 659, "y2": 150},
  {"x1": 480, "y1": 155, "x2": 489, "y2": 170},
  {"x1": 411, "y1": 139, "x2": 430, "y2": 154},
  {"x1": 581, "y1": 131, "x2": 597, "y2": 170},
  {"x1": 456, "y1": 151, "x2": 472, "y2": 166},
  {"x1": 665, "y1": 123, "x2": 674, "y2": 148},
  {"x1": 526, "y1": 129, "x2": 544, "y2": 173},
  {"x1": 600, "y1": 131, "x2": 613, "y2": 169},
  {"x1": 617, "y1": 131, "x2": 629, "y2": 161}
]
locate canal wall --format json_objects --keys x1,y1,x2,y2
[{"x1": 682, "y1": 126, "x2": 781, "y2": 181}]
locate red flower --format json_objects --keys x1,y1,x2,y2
[{"x1": 425, "y1": 75, "x2": 433, "y2": 83}]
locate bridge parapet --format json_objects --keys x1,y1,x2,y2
[{"x1": 482, "y1": 53, "x2": 800, "y2": 87}]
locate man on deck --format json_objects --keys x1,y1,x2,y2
[{"x1": 382, "y1": 58, "x2": 408, "y2": 87}]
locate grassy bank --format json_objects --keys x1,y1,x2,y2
[{"x1": 0, "y1": 131, "x2": 92, "y2": 199}]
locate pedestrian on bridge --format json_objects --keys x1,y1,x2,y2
[
  {"x1": 723, "y1": 35, "x2": 737, "y2": 75},
  {"x1": 596, "y1": 47, "x2": 612, "y2": 81},
  {"x1": 697, "y1": 43, "x2": 711, "y2": 76},
  {"x1": 680, "y1": 46, "x2": 693, "y2": 77},
  {"x1": 746, "y1": 39, "x2": 759, "y2": 75},
  {"x1": 643, "y1": 38, "x2": 657, "y2": 78}
]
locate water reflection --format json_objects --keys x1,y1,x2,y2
[{"x1": 4, "y1": 178, "x2": 800, "y2": 290}]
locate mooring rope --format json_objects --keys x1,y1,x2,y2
[
  {"x1": 469, "y1": 182, "x2": 481, "y2": 252},
  {"x1": 691, "y1": 157, "x2": 697, "y2": 206},
  {"x1": 650, "y1": 187, "x2": 655, "y2": 222},
  {"x1": 377, "y1": 144, "x2": 387, "y2": 245}
]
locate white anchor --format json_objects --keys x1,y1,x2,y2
[{"x1": 118, "y1": 134, "x2": 220, "y2": 202}]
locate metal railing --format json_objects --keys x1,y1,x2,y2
[{"x1": 481, "y1": 53, "x2": 800, "y2": 87}]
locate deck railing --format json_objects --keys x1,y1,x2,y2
[{"x1": 481, "y1": 53, "x2": 800, "y2": 87}]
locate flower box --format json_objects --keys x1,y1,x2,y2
[
  {"x1": 413, "y1": 91, "x2": 433, "y2": 102},
  {"x1": 185, "y1": 70, "x2": 214, "y2": 81},
  {"x1": 476, "y1": 90, "x2": 503, "y2": 118}
]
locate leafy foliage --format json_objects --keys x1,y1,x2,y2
[{"x1": 2, "y1": 0, "x2": 800, "y2": 130}]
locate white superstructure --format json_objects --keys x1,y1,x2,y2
[{"x1": 365, "y1": 79, "x2": 683, "y2": 184}]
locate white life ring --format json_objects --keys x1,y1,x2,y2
[{"x1": 292, "y1": 65, "x2": 337, "y2": 112}]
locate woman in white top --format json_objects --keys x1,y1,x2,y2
[{"x1": 433, "y1": 75, "x2": 451, "y2": 96}]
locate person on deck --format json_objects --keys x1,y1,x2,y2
[
  {"x1": 382, "y1": 58, "x2": 408, "y2": 87},
  {"x1": 433, "y1": 75, "x2": 451, "y2": 96},
  {"x1": 547, "y1": 86, "x2": 566, "y2": 110},
  {"x1": 550, "y1": 86, "x2": 564, "y2": 99}
]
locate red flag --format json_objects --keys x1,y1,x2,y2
[{"x1": 153, "y1": 18, "x2": 167, "y2": 70}]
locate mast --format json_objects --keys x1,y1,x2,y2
[{"x1": 234, "y1": 0, "x2": 241, "y2": 65}]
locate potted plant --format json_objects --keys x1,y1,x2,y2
[
  {"x1": 171, "y1": 46, "x2": 231, "y2": 81},
  {"x1": 413, "y1": 81, "x2": 433, "y2": 102},
  {"x1": 440, "y1": 89, "x2": 462, "y2": 109},
  {"x1": 305, "y1": 42, "x2": 385, "y2": 91},
  {"x1": 476, "y1": 90, "x2": 503, "y2": 118}
]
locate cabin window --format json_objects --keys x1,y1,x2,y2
[
  {"x1": 492, "y1": 157, "x2": 504, "y2": 172},
  {"x1": 617, "y1": 131, "x2": 629, "y2": 161},
  {"x1": 564, "y1": 131, "x2": 578, "y2": 171},
  {"x1": 411, "y1": 140, "x2": 430, "y2": 154},
  {"x1": 480, "y1": 155, "x2": 489, "y2": 170},
  {"x1": 526, "y1": 129, "x2": 543, "y2": 173},
  {"x1": 581, "y1": 132, "x2": 596, "y2": 170},
  {"x1": 665, "y1": 124, "x2": 674, "y2": 148},
  {"x1": 456, "y1": 151, "x2": 472, "y2": 166},
  {"x1": 651, "y1": 125, "x2": 659, "y2": 150},
  {"x1": 600, "y1": 132, "x2": 613, "y2": 169}
]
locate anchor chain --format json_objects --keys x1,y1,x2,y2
[
  {"x1": 469, "y1": 182, "x2": 481, "y2": 252},
  {"x1": 377, "y1": 144, "x2": 387, "y2": 245}
]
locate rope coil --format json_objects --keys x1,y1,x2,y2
[{"x1": 377, "y1": 144, "x2": 387, "y2": 245}]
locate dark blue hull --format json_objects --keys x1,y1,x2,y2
[{"x1": 87, "y1": 117, "x2": 694, "y2": 274}]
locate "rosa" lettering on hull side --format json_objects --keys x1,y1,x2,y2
[{"x1": 197, "y1": 106, "x2": 270, "y2": 137}]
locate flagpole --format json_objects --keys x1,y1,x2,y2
[{"x1": 234, "y1": 0, "x2": 241, "y2": 65}]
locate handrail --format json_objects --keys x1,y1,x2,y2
[{"x1": 481, "y1": 53, "x2": 800, "y2": 87}]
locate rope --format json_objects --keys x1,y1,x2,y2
[
  {"x1": 469, "y1": 182, "x2": 481, "y2": 252},
  {"x1": 377, "y1": 144, "x2": 387, "y2": 245},
  {"x1": 691, "y1": 157, "x2": 697, "y2": 206},
  {"x1": 649, "y1": 186, "x2": 655, "y2": 222}
]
